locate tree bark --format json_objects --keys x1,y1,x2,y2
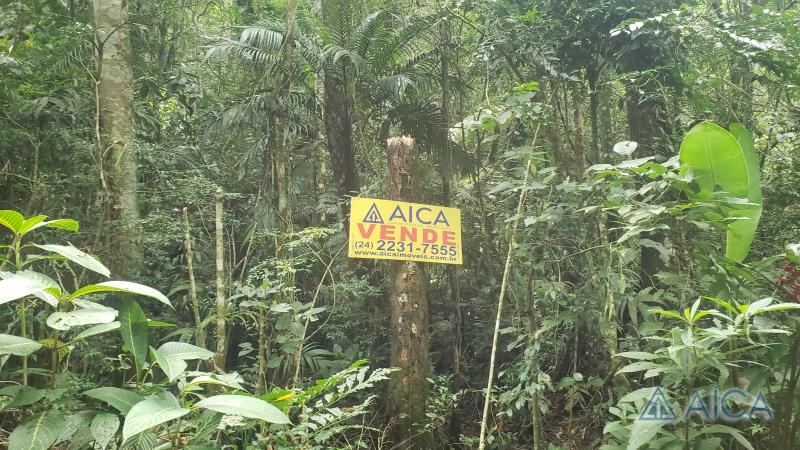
[
  {"x1": 439, "y1": 16, "x2": 463, "y2": 444},
  {"x1": 183, "y1": 208, "x2": 205, "y2": 349},
  {"x1": 588, "y1": 66, "x2": 601, "y2": 164},
  {"x1": 626, "y1": 87, "x2": 672, "y2": 284},
  {"x1": 323, "y1": 73, "x2": 358, "y2": 215},
  {"x1": 93, "y1": 0, "x2": 143, "y2": 278},
  {"x1": 572, "y1": 81, "x2": 587, "y2": 177},
  {"x1": 386, "y1": 136, "x2": 432, "y2": 449},
  {"x1": 544, "y1": 78, "x2": 566, "y2": 173},
  {"x1": 214, "y1": 187, "x2": 227, "y2": 370}
]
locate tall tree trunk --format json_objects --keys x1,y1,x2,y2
[
  {"x1": 323, "y1": 72, "x2": 358, "y2": 217},
  {"x1": 626, "y1": 86, "x2": 672, "y2": 284},
  {"x1": 572, "y1": 81, "x2": 587, "y2": 177},
  {"x1": 588, "y1": 66, "x2": 601, "y2": 164},
  {"x1": 93, "y1": 0, "x2": 142, "y2": 278},
  {"x1": 439, "y1": 16, "x2": 463, "y2": 445},
  {"x1": 183, "y1": 208, "x2": 205, "y2": 348},
  {"x1": 214, "y1": 187, "x2": 227, "y2": 370},
  {"x1": 731, "y1": 1, "x2": 754, "y2": 129},
  {"x1": 439, "y1": 17, "x2": 452, "y2": 206},
  {"x1": 386, "y1": 136, "x2": 432, "y2": 449},
  {"x1": 598, "y1": 74, "x2": 614, "y2": 158},
  {"x1": 280, "y1": 0, "x2": 304, "y2": 387},
  {"x1": 544, "y1": 78, "x2": 566, "y2": 173},
  {"x1": 313, "y1": 73, "x2": 329, "y2": 225}
]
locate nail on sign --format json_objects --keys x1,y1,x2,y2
[{"x1": 348, "y1": 197, "x2": 462, "y2": 265}]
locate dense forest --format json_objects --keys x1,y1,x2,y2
[{"x1": 1, "y1": 0, "x2": 799, "y2": 449}]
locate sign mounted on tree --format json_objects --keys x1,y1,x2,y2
[{"x1": 348, "y1": 197, "x2": 462, "y2": 265}]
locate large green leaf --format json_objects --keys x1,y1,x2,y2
[
  {"x1": 71, "y1": 322, "x2": 121, "y2": 342},
  {"x1": 19, "y1": 218, "x2": 79, "y2": 235},
  {"x1": 0, "y1": 385, "x2": 46, "y2": 411},
  {"x1": 0, "y1": 271, "x2": 59, "y2": 305},
  {"x1": 151, "y1": 346, "x2": 187, "y2": 383},
  {"x1": 55, "y1": 411, "x2": 94, "y2": 446},
  {"x1": 119, "y1": 299, "x2": 148, "y2": 372},
  {"x1": 157, "y1": 342, "x2": 214, "y2": 361},
  {"x1": 8, "y1": 411, "x2": 66, "y2": 450},
  {"x1": 46, "y1": 309, "x2": 117, "y2": 331},
  {"x1": 679, "y1": 122, "x2": 762, "y2": 261},
  {"x1": 119, "y1": 431, "x2": 157, "y2": 450},
  {"x1": 0, "y1": 334, "x2": 43, "y2": 356},
  {"x1": 152, "y1": 342, "x2": 214, "y2": 382},
  {"x1": 91, "y1": 412, "x2": 120, "y2": 450},
  {"x1": 0, "y1": 271, "x2": 60, "y2": 307},
  {"x1": 34, "y1": 244, "x2": 110, "y2": 277},
  {"x1": 726, "y1": 123, "x2": 763, "y2": 262},
  {"x1": 195, "y1": 395, "x2": 291, "y2": 424},
  {"x1": 0, "y1": 210, "x2": 24, "y2": 234},
  {"x1": 680, "y1": 122, "x2": 750, "y2": 196},
  {"x1": 627, "y1": 419, "x2": 665, "y2": 450},
  {"x1": 70, "y1": 281, "x2": 172, "y2": 307},
  {"x1": 84, "y1": 387, "x2": 145, "y2": 414},
  {"x1": 121, "y1": 398, "x2": 190, "y2": 443},
  {"x1": 15, "y1": 215, "x2": 47, "y2": 236}
]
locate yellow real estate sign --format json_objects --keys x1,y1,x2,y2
[{"x1": 348, "y1": 197, "x2": 462, "y2": 265}]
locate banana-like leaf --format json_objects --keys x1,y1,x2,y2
[
  {"x1": 727, "y1": 123, "x2": 763, "y2": 262},
  {"x1": 679, "y1": 122, "x2": 762, "y2": 261}
]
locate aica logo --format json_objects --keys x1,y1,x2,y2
[
  {"x1": 363, "y1": 203, "x2": 384, "y2": 224},
  {"x1": 640, "y1": 387, "x2": 678, "y2": 420},
  {"x1": 640, "y1": 386, "x2": 773, "y2": 422}
]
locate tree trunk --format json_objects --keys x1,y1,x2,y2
[
  {"x1": 588, "y1": 66, "x2": 601, "y2": 165},
  {"x1": 572, "y1": 81, "x2": 587, "y2": 177},
  {"x1": 598, "y1": 74, "x2": 614, "y2": 159},
  {"x1": 544, "y1": 78, "x2": 566, "y2": 173},
  {"x1": 280, "y1": 0, "x2": 303, "y2": 387},
  {"x1": 93, "y1": 0, "x2": 142, "y2": 279},
  {"x1": 731, "y1": 1, "x2": 754, "y2": 129},
  {"x1": 386, "y1": 136, "x2": 432, "y2": 449},
  {"x1": 323, "y1": 73, "x2": 358, "y2": 215},
  {"x1": 183, "y1": 208, "x2": 205, "y2": 349},
  {"x1": 214, "y1": 187, "x2": 227, "y2": 370},
  {"x1": 439, "y1": 16, "x2": 463, "y2": 445},
  {"x1": 626, "y1": 87, "x2": 672, "y2": 284}
]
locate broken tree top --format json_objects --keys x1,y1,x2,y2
[{"x1": 348, "y1": 197, "x2": 463, "y2": 265}]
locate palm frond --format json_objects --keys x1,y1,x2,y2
[
  {"x1": 385, "y1": 98, "x2": 445, "y2": 147},
  {"x1": 351, "y1": 10, "x2": 390, "y2": 56},
  {"x1": 367, "y1": 12, "x2": 439, "y2": 74},
  {"x1": 239, "y1": 23, "x2": 285, "y2": 53},
  {"x1": 204, "y1": 38, "x2": 283, "y2": 73},
  {"x1": 321, "y1": 43, "x2": 366, "y2": 74}
]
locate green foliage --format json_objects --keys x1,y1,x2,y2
[
  {"x1": 3, "y1": 0, "x2": 800, "y2": 448},
  {"x1": 678, "y1": 122, "x2": 763, "y2": 262}
]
